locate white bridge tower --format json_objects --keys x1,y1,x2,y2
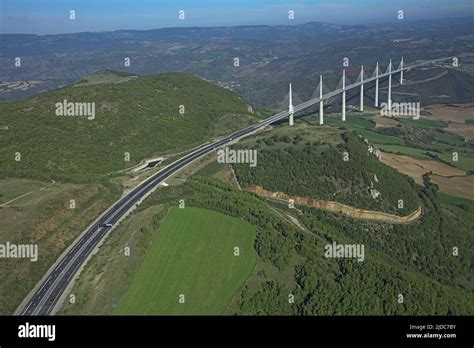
[
  {"x1": 375, "y1": 61, "x2": 379, "y2": 107},
  {"x1": 342, "y1": 69, "x2": 346, "y2": 122},
  {"x1": 360, "y1": 65, "x2": 364, "y2": 112},
  {"x1": 388, "y1": 59, "x2": 392, "y2": 111},
  {"x1": 288, "y1": 83, "x2": 294, "y2": 126},
  {"x1": 319, "y1": 74, "x2": 324, "y2": 125},
  {"x1": 400, "y1": 57, "x2": 404, "y2": 85}
]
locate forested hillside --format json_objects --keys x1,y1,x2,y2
[
  {"x1": 0, "y1": 72, "x2": 257, "y2": 183},
  {"x1": 233, "y1": 131, "x2": 420, "y2": 215}
]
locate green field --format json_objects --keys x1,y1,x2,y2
[
  {"x1": 377, "y1": 144, "x2": 433, "y2": 158},
  {"x1": 438, "y1": 192, "x2": 474, "y2": 211},
  {"x1": 320, "y1": 115, "x2": 405, "y2": 145},
  {"x1": 323, "y1": 115, "x2": 375, "y2": 130},
  {"x1": 437, "y1": 152, "x2": 474, "y2": 171},
  {"x1": 378, "y1": 144, "x2": 473, "y2": 171},
  {"x1": 358, "y1": 129, "x2": 406, "y2": 145},
  {"x1": 431, "y1": 130, "x2": 466, "y2": 147},
  {"x1": 400, "y1": 118, "x2": 447, "y2": 128},
  {"x1": 115, "y1": 207, "x2": 256, "y2": 315}
]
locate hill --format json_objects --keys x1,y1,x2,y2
[
  {"x1": 0, "y1": 72, "x2": 257, "y2": 183},
  {"x1": 394, "y1": 68, "x2": 474, "y2": 105},
  {"x1": 233, "y1": 130, "x2": 420, "y2": 215},
  {"x1": 74, "y1": 70, "x2": 138, "y2": 87}
]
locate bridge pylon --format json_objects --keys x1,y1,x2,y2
[
  {"x1": 360, "y1": 65, "x2": 364, "y2": 112},
  {"x1": 288, "y1": 83, "x2": 294, "y2": 126},
  {"x1": 312, "y1": 74, "x2": 327, "y2": 125},
  {"x1": 342, "y1": 69, "x2": 346, "y2": 121},
  {"x1": 388, "y1": 59, "x2": 392, "y2": 112},
  {"x1": 319, "y1": 75, "x2": 324, "y2": 125},
  {"x1": 374, "y1": 61, "x2": 380, "y2": 107},
  {"x1": 400, "y1": 57, "x2": 404, "y2": 84}
]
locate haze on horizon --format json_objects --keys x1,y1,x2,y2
[{"x1": 1, "y1": 0, "x2": 472, "y2": 35}]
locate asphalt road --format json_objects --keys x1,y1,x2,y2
[
  {"x1": 18, "y1": 57, "x2": 449, "y2": 315},
  {"x1": 19, "y1": 106, "x2": 289, "y2": 315}
]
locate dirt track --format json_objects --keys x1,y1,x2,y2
[{"x1": 247, "y1": 186, "x2": 422, "y2": 224}]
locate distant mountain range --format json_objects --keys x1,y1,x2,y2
[{"x1": 1, "y1": 17, "x2": 473, "y2": 106}]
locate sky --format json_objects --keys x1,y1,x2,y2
[{"x1": 0, "y1": 0, "x2": 472, "y2": 34}]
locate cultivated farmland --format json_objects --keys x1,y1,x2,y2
[{"x1": 115, "y1": 207, "x2": 256, "y2": 315}]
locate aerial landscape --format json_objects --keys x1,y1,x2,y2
[{"x1": 0, "y1": 0, "x2": 473, "y2": 345}]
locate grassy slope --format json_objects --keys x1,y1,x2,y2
[
  {"x1": 399, "y1": 118, "x2": 447, "y2": 129},
  {"x1": 438, "y1": 192, "x2": 474, "y2": 211},
  {"x1": 0, "y1": 178, "x2": 120, "y2": 314},
  {"x1": 74, "y1": 70, "x2": 137, "y2": 87},
  {"x1": 0, "y1": 72, "x2": 255, "y2": 183},
  {"x1": 115, "y1": 207, "x2": 256, "y2": 315},
  {"x1": 0, "y1": 178, "x2": 47, "y2": 204},
  {"x1": 59, "y1": 205, "x2": 168, "y2": 315}
]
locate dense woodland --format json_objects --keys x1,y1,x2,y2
[
  {"x1": 0, "y1": 73, "x2": 255, "y2": 183},
  {"x1": 233, "y1": 132, "x2": 420, "y2": 215}
]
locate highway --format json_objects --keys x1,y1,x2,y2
[{"x1": 18, "y1": 57, "x2": 449, "y2": 315}]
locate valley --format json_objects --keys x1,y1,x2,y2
[{"x1": 1, "y1": 16, "x2": 473, "y2": 318}]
